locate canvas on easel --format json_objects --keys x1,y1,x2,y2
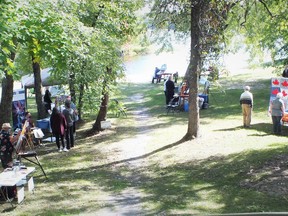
[
  {"x1": 15, "y1": 120, "x2": 34, "y2": 154},
  {"x1": 15, "y1": 120, "x2": 48, "y2": 178}
]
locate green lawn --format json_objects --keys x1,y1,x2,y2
[{"x1": 2, "y1": 67, "x2": 288, "y2": 215}]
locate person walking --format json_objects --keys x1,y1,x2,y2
[
  {"x1": 269, "y1": 93, "x2": 285, "y2": 135},
  {"x1": 62, "y1": 100, "x2": 75, "y2": 150},
  {"x1": 50, "y1": 107, "x2": 67, "y2": 152},
  {"x1": 239, "y1": 86, "x2": 253, "y2": 128},
  {"x1": 165, "y1": 75, "x2": 175, "y2": 105}
]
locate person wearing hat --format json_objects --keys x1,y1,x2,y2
[
  {"x1": 269, "y1": 92, "x2": 285, "y2": 135},
  {"x1": 239, "y1": 86, "x2": 253, "y2": 128},
  {"x1": 0, "y1": 123, "x2": 20, "y2": 169}
]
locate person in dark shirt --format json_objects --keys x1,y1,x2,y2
[
  {"x1": 44, "y1": 89, "x2": 52, "y2": 113},
  {"x1": 50, "y1": 107, "x2": 67, "y2": 152},
  {"x1": 165, "y1": 75, "x2": 175, "y2": 105}
]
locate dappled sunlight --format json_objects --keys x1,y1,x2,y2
[{"x1": 4, "y1": 67, "x2": 288, "y2": 214}]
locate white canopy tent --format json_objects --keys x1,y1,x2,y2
[
  {"x1": 21, "y1": 68, "x2": 63, "y2": 88},
  {"x1": 20, "y1": 68, "x2": 65, "y2": 107}
]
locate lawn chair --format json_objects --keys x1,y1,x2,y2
[{"x1": 166, "y1": 96, "x2": 180, "y2": 114}]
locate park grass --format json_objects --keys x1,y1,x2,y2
[{"x1": 2, "y1": 66, "x2": 288, "y2": 215}]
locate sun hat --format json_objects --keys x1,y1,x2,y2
[
  {"x1": 2, "y1": 123, "x2": 11, "y2": 129},
  {"x1": 244, "y1": 86, "x2": 250, "y2": 91}
]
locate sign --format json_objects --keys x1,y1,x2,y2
[{"x1": 12, "y1": 89, "x2": 26, "y2": 130}]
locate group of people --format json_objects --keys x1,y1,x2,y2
[
  {"x1": 0, "y1": 94, "x2": 78, "y2": 170},
  {"x1": 50, "y1": 96, "x2": 78, "y2": 152},
  {"x1": 43, "y1": 88, "x2": 78, "y2": 152}
]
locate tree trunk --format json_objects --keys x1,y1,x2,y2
[
  {"x1": 182, "y1": 0, "x2": 202, "y2": 141},
  {"x1": 0, "y1": 52, "x2": 15, "y2": 127},
  {"x1": 92, "y1": 67, "x2": 112, "y2": 132},
  {"x1": 78, "y1": 83, "x2": 84, "y2": 120},
  {"x1": 32, "y1": 58, "x2": 46, "y2": 119},
  {"x1": 92, "y1": 91, "x2": 109, "y2": 132},
  {"x1": 69, "y1": 72, "x2": 76, "y2": 104}
]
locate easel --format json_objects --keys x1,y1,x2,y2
[{"x1": 15, "y1": 121, "x2": 47, "y2": 179}]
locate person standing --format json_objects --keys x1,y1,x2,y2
[
  {"x1": 269, "y1": 93, "x2": 285, "y2": 135},
  {"x1": 66, "y1": 95, "x2": 78, "y2": 137},
  {"x1": 44, "y1": 89, "x2": 52, "y2": 113},
  {"x1": 62, "y1": 100, "x2": 75, "y2": 150},
  {"x1": 239, "y1": 86, "x2": 253, "y2": 128},
  {"x1": 163, "y1": 78, "x2": 168, "y2": 105},
  {"x1": 50, "y1": 107, "x2": 67, "y2": 152},
  {"x1": 165, "y1": 75, "x2": 175, "y2": 105}
]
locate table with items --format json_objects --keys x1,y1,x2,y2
[{"x1": 0, "y1": 165, "x2": 35, "y2": 205}]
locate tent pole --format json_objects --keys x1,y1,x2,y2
[{"x1": 25, "y1": 86, "x2": 28, "y2": 110}]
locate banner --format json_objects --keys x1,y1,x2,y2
[
  {"x1": 270, "y1": 77, "x2": 288, "y2": 110},
  {"x1": 12, "y1": 89, "x2": 26, "y2": 130}
]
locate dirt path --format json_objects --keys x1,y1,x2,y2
[{"x1": 90, "y1": 93, "x2": 151, "y2": 215}]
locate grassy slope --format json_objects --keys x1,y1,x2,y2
[{"x1": 2, "y1": 67, "x2": 288, "y2": 215}]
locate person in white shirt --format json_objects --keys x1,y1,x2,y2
[{"x1": 239, "y1": 86, "x2": 253, "y2": 128}]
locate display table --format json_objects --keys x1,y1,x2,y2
[{"x1": 0, "y1": 167, "x2": 35, "y2": 205}]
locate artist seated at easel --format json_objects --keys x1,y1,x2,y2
[
  {"x1": 0, "y1": 123, "x2": 21, "y2": 169},
  {"x1": 21, "y1": 111, "x2": 41, "y2": 146},
  {"x1": 22, "y1": 111, "x2": 34, "y2": 131}
]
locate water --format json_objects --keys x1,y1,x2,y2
[
  {"x1": 123, "y1": 45, "x2": 190, "y2": 83},
  {"x1": 123, "y1": 44, "x2": 250, "y2": 83}
]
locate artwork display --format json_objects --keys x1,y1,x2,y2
[
  {"x1": 12, "y1": 89, "x2": 26, "y2": 130},
  {"x1": 270, "y1": 77, "x2": 288, "y2": 110}
]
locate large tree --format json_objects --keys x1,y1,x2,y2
[
  {"x1": 148, "y1": 0, "x2": 233, "y2": 140},
  {"x1": 60, "y1": 0, "x2": 144, "y2": 133},
  {"x1": 18, "y1": 0, "x2": 70, "y2": 119},
  {"x1": 148, "y1": 0, "x2": 287, "y2": 140},
  {"x1": 0, "y1": 0, "x2": 21, "y2": 126}
]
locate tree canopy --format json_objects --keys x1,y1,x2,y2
[
  {"x1": 146, "y1": 0, "x2": 288, "y2": 140},
  {"x1": 0, "y1": 0, "x2": 144, "y2": 128}
]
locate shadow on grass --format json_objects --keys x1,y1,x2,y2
[
  {"x1": 214, "y1": 122, "x2": 273, "y2": 135},
  {"x1": 30, "y1": 142, "x2": 288, "y2": 215}
]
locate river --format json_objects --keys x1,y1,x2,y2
[
  {"x1": 123, "y1": 44, "x2": 249, "y2": 83},
  {"x1": 123, "y1": 44, "x2": 190, "y2": 83}
]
